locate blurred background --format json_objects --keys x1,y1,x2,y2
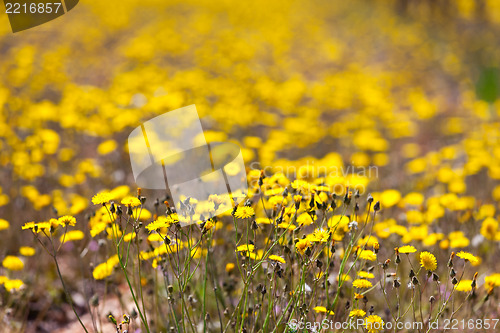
[{"x1": 1, "y1": 0, "x2": 500, "y2": 330}]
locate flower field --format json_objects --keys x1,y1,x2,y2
[{"x1": 1, "y1": 0, "x2": 500, "y2": 332}]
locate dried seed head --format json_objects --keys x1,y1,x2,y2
[{"x1": 367, "y1": 193, "x2": 374, "y2": 203}]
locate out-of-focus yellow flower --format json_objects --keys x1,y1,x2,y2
[
  {"x1": 454, "y1": 280, "x2": 473, "y2": 292},
  {"x1": 3, "y1": 279, "x2": 24, "y2": 292},
  {"x1": 225, "y1": 263, "x2": 235, "y2": 273},
  {"x1": 93, "y1": 255, "x2": 120, "y2": 280},
  {"x1": 19, "y1": 246, "x2": 35, "y2": 257},
  {"x1": 121, "y1": 196, "x2": 141, "y2": 207},
  {"x1": 398, "y1": 245, "x2": 417, "y2": 254},
  {"x1": 403, "y1": 192, "x2": 424, "y2": 206},
  {"x1": 481, "y1": 217, "x2": 498, "y2": 240},
  {"x1": 485, "y1": 273, "x2": 500, "y2": 289},
  {"x1": 380, "y1": 189, "x2": 401, "y2": 208},
  {"x1": 268, "y1": 255, "x2": 286, "y2": 264},
  {"x1": 60, "y1": 230, "x2": 85, "y2": 243},
  {"x1": 123, "y1": 232, "x2": 136, "y2": 242},
  {"x1": 97, "y1": 139, "x2": 118, "y2": 155},
  {"x1": 357, "y1": 271, "x2": 374, "y2": 279},
  {"x1": 0, "y1": 219, "x2": 10, "y2": 231},
  {"x1": 2, "y1": 256, "x2": 24, "y2": 271},
  {"x1": 313, "y1": 306, "x2": 334, "y2": 315}
]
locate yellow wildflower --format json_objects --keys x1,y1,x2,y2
[
  {"x1": 456, "y1": 251, "x2": 479, "y2": 265},
  {"x1": 454, "y1": 280, "x2": 473, "y2": 292},
  {"x1": 357, "y1": 271, "x2": 375, "y2": 279},
  {"x1": 419, "y1": 251, "x2": 437, "y2": 271},
  {"x1": 19, "y1": 246, "x2": 35, "y2": 257},
  {"x1": 365, "y1": 315, "x2": 384, "y2": 333},
  {"x1": 398, "y1": 245, "x2": 417, "y2": 254},
  {"x1": 121, "y1": 196, "x2": 141, "y2": 207},
  {"x1": 92, "y1": 192, "x2": 113, "y2": 205},
  {"x1": 269, "y1": 255, "x2": 286, "y2": 264},
  {"x1": 313, "y1": 306, "x2": 334, "y2": 315},
  {"x1": 2, "y1": 256, "x2": 24, "y2": 271},
  {"x1": 349, "y1": 309, "x2": 366, "y2": 317},
  {"x1": 353, "y1": 279, "x2": 373, "y2": 289},
  {"x1": 234, "y1": 206, "x2": 255, "y2": 219},
  {"x1": 358, "y1": 250, "x2": 377, "y2": 261},
  {"x1": 60, "y1": 230, "x2": 85, "y2": 243},
  {"x1": 0, "y1": 219, "x2": 10, "y2": 231}
]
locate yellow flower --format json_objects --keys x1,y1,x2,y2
[
  {"x1": 295, "y1": 238, "x2": 311, "y2": 255},
  {"x1": 380, "y1": 189, "x2": 401, "y2": 208},
  {"x1": 353, "y1": 279, "x2": 373, "y2": 289},
  {"x1": 4, "y1": 279, "x2": 24, "y2": 292},
  {"x1": 0, "y1": 219, "x2": 10, "y2": 231},
  {"x1": 234, "y1": 206, "x2": 255, "y2": 219},
  {"x1": 146, "y1": 216, "x2": 173, "y2": 232},
  {"x1": 225, "y1": 263, "x2": 235, "y2": 273},
  {"x1": 60, "y1": 230, "x2": 85, "y2": 243},
  {"x1": 456, "y1": 251, "x2": 479, "y2": 265},
  {"x1": 268, "y1": 255, "x2": 286, "y2": 264},
  {"x1": 485, "y1": 273, "x2": 500, "y2": 289},
  {"x1": 121, "y1": 196, "x2": 141, "y2": 207},
  {"x1": 419, "y1": 251, "x2": 437, "y2": 271},
  {"x1": 357, "y1": 271, "x2": 375, "y2": 279},
  {"x1": 236, "y1": 244, "x2": 254, "y2": 253},
  {"x1": 398, "y1": 245, "x2": 417, "y2": 254},
  {"x1": 313, "y1": 306, "x2": 334, "y2": 315},
  {"x1": 19, "y1": 246, "x2": 35, "y2": 257},
  {"x1": 308, "y1": 228, "x2": 329, "y2": 243},
  {"x1": 21, "y1": 222, "x2": 36, "y2": 231},
  {"x1": 92, "y1": 192, "x2": 113, "y2": 205},
  {"x1": 97, "y1": 139, "x2": 117, "y2": 155},
  {"x1": 349, "y1": 309, "x2": 366, "y2": 317},
  {"x1": 454, "y1": 280, "x2": 473, "y2": 292},
  {"x1": 93, "y1": 255, "x2": 120, "y2": 280},
  {"x1": 123, "y1": 232, "x2": 136, "y2": 242},
  {"x1": 2, "y1": 256, "x2": 24, "y2": 271},
  {"x1": 297, "y1": 213, "x2": 315, "y2": 226},
  {"x1": 58, "y1": 215, "x2": 76, "y2": 227},
  {"x1": 358, "y1": 250, "x2": 377, "y2": 261},
  {"x1": 365, "y1": 315, "x2": 384, "y2": 333},
  {"x1": 480, "y1": 217, "x2": 498, "y2": 240}
]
